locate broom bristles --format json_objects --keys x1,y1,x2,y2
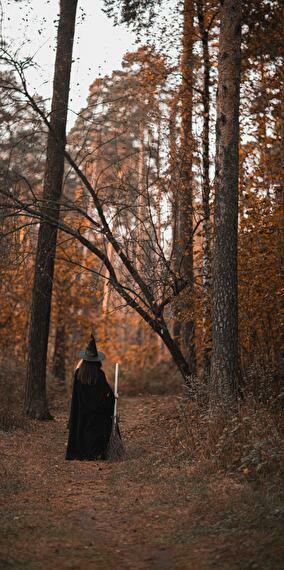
[{"x1": 106, "y1": 420, "x2": 126, "y2": 461}]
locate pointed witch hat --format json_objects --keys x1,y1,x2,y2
[{"x1": 78, "y1": 333, "x2": 105, "y2": 362}]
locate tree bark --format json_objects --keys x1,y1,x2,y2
[
  {"x1": 197, "y1": 0, "x2": 212, "y2": 379},
  {"x1": 179, "y1": 0, "x2": 196, "y2": 375},
  {"x1": 210, "y1": 0, "x2": 242, "y2": 408},
  {"x1": 279, "y1": 84, "x2": 284, "y2": 281},
  {"x1": 275, "y1": 69, "x2": 284, "y2": 378},
  {"x1": 25, "y1": 0, "x2": 78, "y2": 419},
  {"x1": 170, "y1": 93, "x2": 183, "y2": 346}
]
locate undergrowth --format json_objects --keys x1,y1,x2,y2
[
  {"x1": 173, "y1": 371, "x2": 283, "y2": 479},
  {"x1": 0, "y1": 360, "x2": 30, "y2": 432}
]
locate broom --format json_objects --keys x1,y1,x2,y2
[{"x1": 106, "y1": 363, "x2": 126, "y2": 461}]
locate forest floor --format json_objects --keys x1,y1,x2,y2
[{"x1": 1, "y1": 394, "x2": 283, "y2": 570}]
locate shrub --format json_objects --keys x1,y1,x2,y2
[{"x1": 173, "y1": 375, "x2": 283, "y2": 478}]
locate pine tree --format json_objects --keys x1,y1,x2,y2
[
  {"x1": 210, "y1": 0, "x2": 242, "y2": 408},
  {"x1": 25, "y1": 0, "x2": 78, "y2": 419}
]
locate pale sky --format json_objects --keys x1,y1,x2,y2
[{"x1": 1, "y1": 0, "x2": 136, "y2": 127}]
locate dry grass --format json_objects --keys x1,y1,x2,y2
[
  {"x1": 0, "y1": 360, "x2": 31, "y2": 432},
  {"x1": 174, "y1": 387, "x2": 283, "y2": 478}
]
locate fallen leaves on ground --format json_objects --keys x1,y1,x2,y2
[{"x1": 0, "y1": 395, "x2": 283, "y2": 569}]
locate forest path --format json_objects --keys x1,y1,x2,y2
[{"x1": 1, "y1": 395, "x2": 282, "y2": 569}]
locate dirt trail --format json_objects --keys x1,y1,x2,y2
[{"x1": 1, "y1": 396, "x2": 283, "y2": 569}]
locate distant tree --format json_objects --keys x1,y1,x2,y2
[
  {"x1": 196, "y1": 0, "x2": 215, "y2": 379},
  {"x1": 104, "y1": 0, "x2": 199, "y2": 376},
  {"x1": 0, "y1": 73, "x2": 46, "y2": 361},
  {"x1": 174, "y1": 0, "x2": 196, "y2": 375},
  {"x1": 0, "y1": 48, "x2": 196, "y2": 384}
]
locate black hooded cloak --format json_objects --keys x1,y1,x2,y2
[{"x1": 66, "y1": 368, "x2": 115, "y2": 460}]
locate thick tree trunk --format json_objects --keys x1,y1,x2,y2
[
  {"x1": 210, "y1": 0, "x2": 242, "y2": 408},
  {"x1": 279, "y1": 92, "x2": 284, "y2": 281},
  {"x1": 197, "y1": 0, "x2": 212, "y2": 379},
  {"x1": 25, "y1": 0, "x2": 78, "y2": 419},
  {"x1": 179, "y1": 0, "x2": 196, "y2": 375},
  {"x1": 275, "y1": 77, "x2": 284, "y2": 378}
]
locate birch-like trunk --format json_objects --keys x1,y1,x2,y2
[{"x1": 210, "y1": 0, "x2": 242, "y2": 408}]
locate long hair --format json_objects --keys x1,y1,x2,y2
[{"x1": 77, "y1": 360, "x2": 102, "y2": 385}]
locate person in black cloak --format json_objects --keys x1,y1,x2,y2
[{"x1": 66, "y1": 334, "x2": 115, "y2": 461}]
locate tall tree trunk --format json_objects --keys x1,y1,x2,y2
[
  {"x1": 197, "y1": 0, "x2": 212, "y2": 379},
  {"x1": 25, "y1": 0, "x2": 78, "y2": 419},
  {"x1": 154, "y1": 114, "x2": 166, "y2": 363},
  {"x1": 179, "y1": 0, "x2": 196, "y2": 375},
  {"x1": 275, "y1": 73, "x2": 284, "y2": 378},
  {"x1": 170, "y1": 93, "x2": 183, "y2": 346},
  {"x1": 136, "y1": 126, "x2": 146, "y2": 347},
  {"x1": 210, "y1": 0, "x2": 242, "y2": 408},
  {"x1": 279, "y1": 87, "x2": 284, "y2": 281}
]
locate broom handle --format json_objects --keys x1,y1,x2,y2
[{"x1": 113, "y1": 362, "x2": 119, "y2": 430}]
